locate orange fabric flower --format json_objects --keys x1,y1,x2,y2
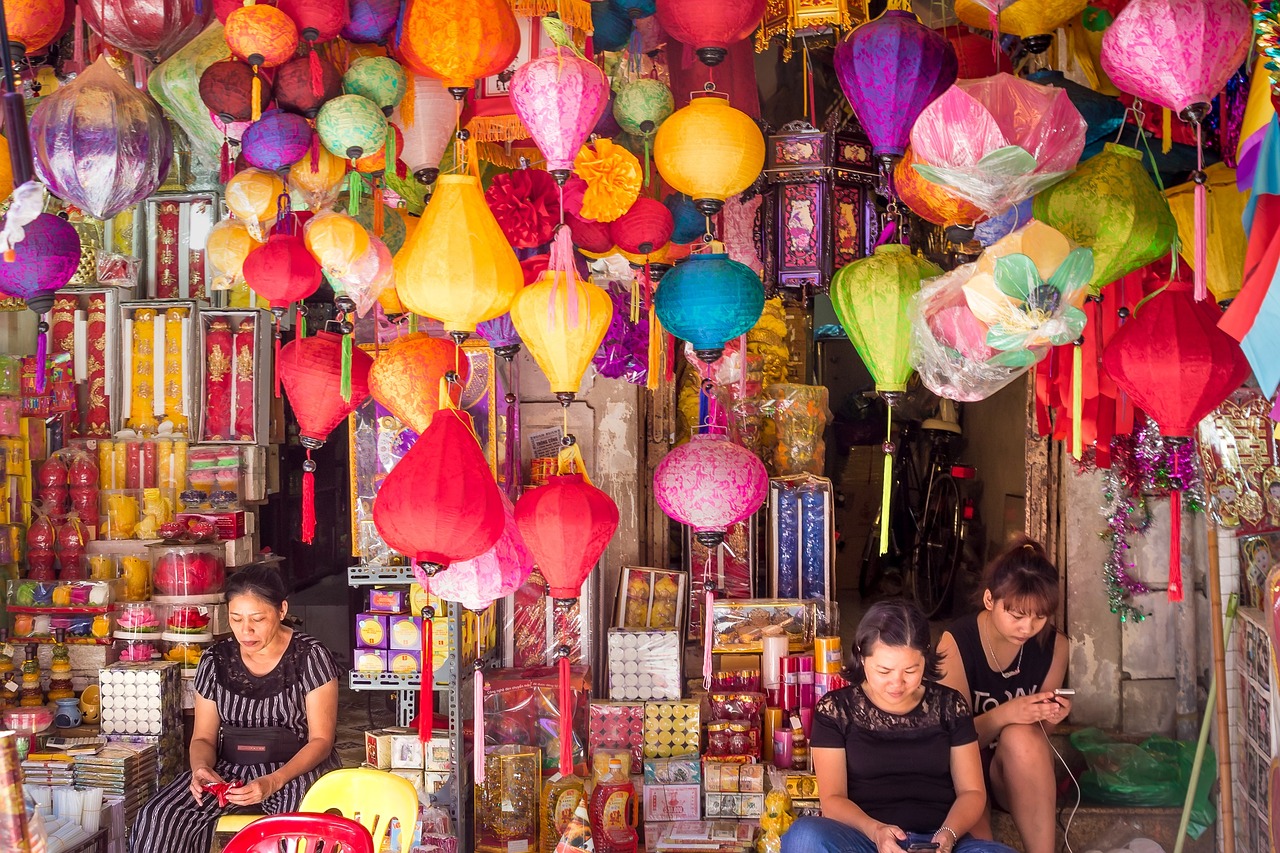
[{"x1": 573, "y1": 138, "x2": 642, "y2": 223}]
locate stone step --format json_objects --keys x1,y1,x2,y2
[{"x1": 991, "y1": 804, "x2": 1214, "y2": 852}]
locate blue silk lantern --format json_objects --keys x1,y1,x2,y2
[
  {"x1": 1026, "y1": 70, "x2": 1125, "y2": 161},
  {"x1": 834, "y1": 10, "x2": 957, "y2": 168},
  {"x1": 664, "y1": 192, "x2": 704, "y2": 244},
  {"x1": 609, "y1": 0, "x2": 656, "y2": 18},
  {"x1": 241, "y1": 109, "x2": 314, "y2": 171},
  {"x1": 655, "y1": 249, "x2": 765, "y2": 362},
  {"x1": 592, "y1": 1, "x2": 634, "y2": 51},
  {"x1": 343, "y1": 0, "x2": 400, "y2": 45}
]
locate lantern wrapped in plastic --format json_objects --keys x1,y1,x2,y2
[
  {"x1": 368, "y1": 333, "x2": 469, "y2": 434},
  {"x1": 655, "y1": 0, "x2": 767, "y2": 66},
  {"x1": 4, "y1": 0, "x2": 65, "y2": 56},
  {"x1": 225, "y1": 168, "x2": 286, "y2": 239},
  {"x1": 1102, "y1": 279, "x2": 1249, "y2": 600},
  {"x1": 206, "y1": 218, "x2": 261, "y2": 291},
  {"x1": 909, "y1": 73, "x2": 1086, "y2": 216},
  {"x1": 429, "y1": 492, "x2": 532, "y2": 611},
  {"x1": 392, "y1": 73, "x2": 456, "y2": 184},
  {"x1": 80, "y1": 0, "x2": 211, "y2": 62},
  {"x1": 241, "y1": 109, "x2": 314, "y2": 171},
  {"x1": 279, "y1": 331, "x2": 374, "y2": 543},
  {"x1": 1032, "y1": 143, "x2": 1177, "y2": 292},
  {"x1": 275, "y1": 51, "x2": 344, "y2": 118},
  {"x1": 29, "y1": 57, "x2": 173, "y2": 222},
  {"x1": 510, "y1": 47, "x2": 610, "y2": 185},
  {"x1": 655, "y1": 247, "x2": 764, "y2": 363},
  {"x1": 334, "y1": 236, "x2": 394, "y2": 315},
  {"x1": 833, "y1": 10, "x2": 957, "y2": 165},
  {"x1": 316, "y1": 94, "x2": 388, "y2": 160},
  {"x1": 343, "y1": 56, "x2": 407, "y2": 116},
  {"x1": 396, "y1": 0, "x2": 521, "y2": 96},
  {"x1": 393, "y1": 174, "x2": 523, "y2": 333},
  {"x1": 654, "y1": 94, "x2": 765, "y2": 217},
  {"x1": 304, "y1": 210, "x2": 370, "y2": 278},
  {"x1": 894, "y1": 147, "x2": 983, "y2": 227},
  {"x1": 149, "y1": 23, "x2": 233, "y2": 178},
  {"x1": 288, "y1": 145, "x2": 348, "y2": 211}
]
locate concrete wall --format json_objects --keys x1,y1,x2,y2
[{"x1": 963, "y1": 374, "x2": 1029, "y2": 564}]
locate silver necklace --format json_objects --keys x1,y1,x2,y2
[{"x1": 980, "y1": 614, "x2": 1023, "y2": 679}]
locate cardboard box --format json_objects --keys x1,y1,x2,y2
[
  {"x1": 703, "y1": 760, "x2": 764, "y2": 794},
  {"x1": 388, "y1": 615, "x2": 423, "y2": 650},
  {"x1": 704, "y1": 792, "x2": 764, "y2": 819},
  {"x1": 589, "y1": 701, "x2": 644, "y2": 767},
  {"x1": 224, "y1": 535, "x2": 256, "y2": 568},
  {"x1": 642, "y1": 700, "x2": 700, "y2": 759},
  {"x1": 119, "y1": 299, "x2": 202, "y2": 439},
  {"x1": 365, "y1": 729, "x2": 451, "y2": 771},
  {"x1": 643, "y1": 756, "x2": 701, "y2": 785},
  {"x1": 353, "y1": 648, "x2": 387, "y2": 672},
  {"x1": 196, "y1": 308, "x2": 271, "y2": 444},
  {"x1": 643, "y1": 784, "x2": 701, "y2": 822},
  {"x1": 174, "y1": 511, "x2": 246, "y2": 541},
  {"x1": 368, "y1": 589, "x2": 407, "y2": 614},
  {"x1": 388, "y1": 650, "x2": 421, "y2": 674},
  {"x1": 355, "y1": 613, "x2": 388, "y2": 649}
]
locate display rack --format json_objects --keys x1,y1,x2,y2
[{"x1": 347, "y1": 562, "x2": 499, "y2": 853}]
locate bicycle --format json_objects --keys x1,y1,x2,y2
[{"x1": 857, "y1": 411, "x2": 976, "y2": 618}]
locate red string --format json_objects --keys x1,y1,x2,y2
[
  {"x1": 309, "y1": 44, "x2": 324, "y2": 98},
  {"x1": 1168, "y1": 489, "x2": 1183, "y2": 602},
  {"x1": 420, "y1": 604, "x2": 433, "y2": 743}
]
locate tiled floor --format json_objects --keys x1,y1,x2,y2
[{"x1": 334, "y1": 682, "x2": 397, "y2": 767}]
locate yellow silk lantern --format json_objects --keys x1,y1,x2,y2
[
  {"x1": 225, "y1": 168, "x2": 285, "y2": 239},
  {"x1": 1165, "y1": 162, "x2": 1247, "y2": 304},
  {"x1": 397, "y1": 0, "x2": 521, "y2": 95},
  {"x1": 393, "y1": 174, "x2": 522, "y2": 332},
  {"x1": 304, "y1": 210, "x2": 371, "y2": 277},
  {"x1": 206, "y1": 219, "x2": 261, "y2": 288},
  {"x1": 289, "y1": 147, "x2": 348, "y2": 196},
  {"x1": 955, "y1": 0, "x2": 1087, "y2": 40},
  {"x1": 653, "y1": 93, "x2": 765, "y2": 217},
  {"x1": 511, "y1": 248, "x2": 613, "y2": 399},
  {"x1": 378, "y1": 284, "x2": 405, "y2": 314}
]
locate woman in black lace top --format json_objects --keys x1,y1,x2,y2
[
  {"x1": 781, "y1": 601, "x2": 1015, "y2": 853},
  {"x1": 130, "y1": 566, "x2": 341, "y2": 853}
]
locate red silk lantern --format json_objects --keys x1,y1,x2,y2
[
  {"x1": 1101, "y1": 279, "x2": 1248, "y2": 601},
  {"x1": 242, "y1": 231, "x2": 324, "y2": 309},
  {"x1": 276, "y1": 0, "x2": 348, "y2": 101},
  {"x1": 200, "y1": 60, "x2": 274, "y2": 123},
  {"x1": 80, "y1": 0, "x2": 211, "y2": 62},
  {"x1": 941, "y1": 25, "x2": 1010, "y2": 79},
  {"x1": 278, "y1": 330, "x2": 374, "y2": 543},
  {"x1": 274, "y1": 52, "x2": 343, "y2": 119},
  {"x1": 655, "y1": 0, "x2": 767, "y2": 66},
  {"x1": 610, "y1": 198, "x2": 674, "y2": 255},
  {"x1": 373, "y1": 408, "x2": 506, "y2": 570}
]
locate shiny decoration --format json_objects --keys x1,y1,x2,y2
[
  {"x1": 224, "y1": 3, "x2": 299, "y2": 68},
  {"x1": 148, "y1": 23, "x2": 235, "y2": 178},
  {"x1": 894, "y1": 147, "x2": 983, "y2": 227},
  {"x1": 242, "y1": 230, "x2": 323, "y2": 309},
  {"x1": 200, "y1": 59, "x2": 269, "y2": 123},
  {"x1": 485, "y1": 169, "x2": 561, "y2": 250},
  {"x1": 573, "y1": 139, "x2": 643, "y2": 223},
  {"x1": 510, "y1": 47, "x2": 610, "y2": 183},
  {"x1": 655, "y1": 0, "x2": 768, "y2": 66},
  {"x1": 654, "y1": 94, "x2": 765, "y2": 217},
  {"x1": 834, "y1": 9, "x2": 957, "y2": 162},
  {"x1": 304, "y1": 211, "x2": 370, "y2": 277},
  {"x1": 1033, "y1": 143, "x2": 1177, "y2": 291},
  {"x1": 343, "y1": 0, "x2": 399, "y2": 44},
  {"x1": 394, "y1": 175, "x2": 523, "y2": 333},
  {"x1": 652, "y1": 432, "x2": 768, "y2": 547},
  {"x1": 392, "y1": 74, "x2": 456, "y2": 183},
  {"x1": 515, "y1": 473, "x2": 619, "y2": 599},
  {"x1": 241, "y1": 109, "x2": 314, "y2": 171},
  {"x1": 955, "y1": 0, "x2": 1087, "y2": 44},
  {"x1": 611, "y1": 198, "x2": 674, "y2": 255},
  {"x1": 655, "y1": 249, "x2": 764, "y2": 362},
  {"x1": 1024, "y1": 69, "x2": 1126, "y2": 158},
  {"x1": 343, "y1": 56, "x2": 407, "y2": 115},
  {"x1": 225, "y1": 168, "x2": 286, "y2": 238},
  {"x1": 756, "y1": 0, "x2": 860, "y2": 59},
  {"x1": 368, "y1": 333, "x2": 469, "y2": 434},
  {"x1": 80, "y1": 0, "x2": 211, "y2": 62},
  {"x1": 316, "y1": 94, "x2": 388, "y2": 159},
  {"x1": 3, "y1": 0, "x2": 64, "y2": 55},
  {"x1": 274, "y1": 52, "x2": 344, "y2": 118},
  {"x1": 910, "y1": 72, "x2": 1087, "y2": 215},
  {"x1": 429, "y1": 493, "x2": 533, "y2": 611},
  {"x1": 1165, "y1": 162, "x2": 1246, "y2": 303},
  {"x1": 373, "y1": 407, "x2": 506, "y2": 569},
  {"x1": 396, "y1": 0, "x2": 521, "y2": 94},
  {"x1": 29, "y1": 57, "x2": 173, "y2": 221}
]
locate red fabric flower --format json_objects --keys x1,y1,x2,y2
[{"x1": 485, "y1": 169, "x2": 561, "y2": 249}]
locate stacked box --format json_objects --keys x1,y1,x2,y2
[
  {"x1": 607, "y1": 629, "x2": 681, "y2": 701},
  {"x1": 703, "y1": 792, "x2": 764, "y2": 818},
  {"x1": 105, "y1": 731, "x2": 183, "y2": 788},
  {"x1": 588, "y1": 702, "x2": 644, "y2": 767},
  {"x1": 643, "y1": 701, "x2": 701, "y2": 759},
  {"x1": 98, "y1": 661, "x2": 181, "y2": 736},
  {"x1": 365, "y1": 728, "x2": 452, "y2": 771},
  {"x1": 703, "y1": 761, "x2": 764, "y2": 794},
  {"x1": 73, "y1": 742, "x2": 159, "y2": 825},
  {"x1": 643, "y1": 756, "x2": 701, "y2": 785},
  {"x1": 644, "y1": 783, "x2": 701, "y2": 821}
]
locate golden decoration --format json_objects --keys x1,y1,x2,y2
[{"x1": 208, "y1": 344, "x2": 230, "y2": 383}]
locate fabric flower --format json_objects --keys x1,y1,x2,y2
[
  {"x1": 572, "y1": 138, "x2": 641, "y2": 223},
  {"x1": 485, "y1": 168, "x2": 561, "y2": 249}
]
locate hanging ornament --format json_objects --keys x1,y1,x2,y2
[
  {"x1": 592, "y1": 1, "x2": 634, "y2": 51},
  {"x1": 278, "y1": 331, "x2": 373, "y2": 543},
  {"x1": 395, "y1": 0, "x2": 521, "y2": 98},
  {"x1": 485, "y1": 169, "x2": 561, "y2": 250},
  {"x1": 226, "y1": 168, "x2": 286, "y2": 239},
  {"x1": 614, "y1": 78, "x2": 675, "y2": 186},
  {"x1": 429, "y1": 492, "x2": 533, "y2": 611},
  {"x1": 200, "y1": 60, "x2": 272, "y2": 124},
  {"x1": 277, "y1": 0, "x2": 349, "y2": 84},
  {"x1": 343, "y1": 0, "x2": 399, "y2": 45},
  {"x1": 1164, "y1": 162, "x2": 1247, "y2": 304},
  {"x1": 225, "y1": 2, "x2": 300, "y2": 120},
  {"x1": 654, "y1": 92, "x2": 764, "y2": 219},
  {"x1": 316, "y1": 94, "x2": 388, "y2": 160},
  {"x1": 242, "y1": 223, "x2": 324, "y2": 311},
  {"x1": 343, "y1": 56, "x2": 407, "y2": 117},
  {"x1": 80, "y1": 0, "x2": 211, "y2": 63},
  {"x1": 304, "y1": 210, "x2": 371, "y2": 279},
  {"x1": 655, "y1": 247, "x2": 764, "y2": 363},
  {"x1": 573, "y1": 139, "x2": 643, "y2": 223},
  {"x1": 288, "y1": 145, "x2": 349, "y2": 212},
  {"x1": 368, "y1": 333, "x2": 469, "y2": 434},
  {"x1": 206, "y1": 218, "x2": 261, "y2": 291},
  {"x1": 274, "y1": 51, "x2": 344, "y2": 118},
  {"x1": 509, "y1": 47, "x2": 610, "y2": 185},
  {"x1": 953, "y1": 0, "x2": 1087, "y2": 53},
  {"x1": 3, "y1": 0, "x2": 65, "y2": 58},
  {"x1": 148, "y1": 23, "x2": 235, "y2": 180},
  {"x1": 655, "y1": 0, "x2": 767, "y2": 66},
  {"x1": 894, "y1": 147, "x2": 984, "y2": 228}
]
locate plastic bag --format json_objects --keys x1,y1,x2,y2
[
  {"x1": 769, "y1": 384, "x2": 831, "y2": 476},
  {"x1": 1070, "y1": 728, "x2": 1215, "y2": 839}
]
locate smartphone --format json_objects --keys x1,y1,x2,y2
[
  {"x1": 1054, "y1": 688, "x2": 1076, "y2": 697},
  {"x1": 907, "y1": 845, "x2": 940, "y2": 852}
]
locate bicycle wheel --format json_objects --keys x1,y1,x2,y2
[
  {"x1": 912, "y1": 474, "x2": 963, "y2": 618},
  {"x1": 859, "y1": 511, "x2": 886, "y2": 597}
]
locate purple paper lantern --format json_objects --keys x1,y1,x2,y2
[
  {"x1": 29, "y1": 57, "x2": 173, "y2": 221},
  {"x1": 241, "y1": 109, "x2": 315, "y2": 171},
  {"x1": 476, "y1": 312, "x2": 521, "y2": 357},
  {"x1": 0, "y1": 213, "x2": 80, "y2": 312},
  {"x1": 653, "y1": 432, "x2": 768, "y2": 547},
  {"x1": 343, "y1": 0, "x2": 400, "y2": 44},
  {"x1": 834, "y1": 10, "x2": 957, "y2": 165},
  {"x1": 509, "y1": 46, "x2": 610, "y2": 184}
]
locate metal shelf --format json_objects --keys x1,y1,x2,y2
[{"x1": 347, "y1": 564, "x2": 417, "y2": 586}]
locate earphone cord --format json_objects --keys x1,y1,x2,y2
[{"x1": 1040, "y1": 719, "x2": 1080, "y2": 853}]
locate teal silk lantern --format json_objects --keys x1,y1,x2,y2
[
  {"x1": 342, "y1": 56, "x2": 407, "y2": 116},
  {"x1": 655, "y1": 247, "x2": 765, "y2": 362},
  {"x1": 316, "y1": 94, "x2": 388, "y2": 159}
]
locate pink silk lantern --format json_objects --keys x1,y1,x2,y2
[
  {"x1": 909, "y1": 73, "x2": 1086, "y2": 216},
  {"x1": 509, "y1": 47, "x2": 610, "y2": 185},
  {"x1": 428, "y1": 493, "x2": 532, "y2": 611},
  {"x1": 1101, "y1": 0, "x2": 1252, "y2": 301}
]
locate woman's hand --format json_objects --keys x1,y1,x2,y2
[
  {"x1": 189, "y1": 765, "x2": 224, "y2": 804},
  {"x1": 1000, "y1": 692, "x2": 1061, "y2": 726},
  {"x1": 932, "y1": 827, "x2": 958, "y2": 853},
  {"x1": 225, "y1": 774, "x2": 282, "y2": 806},
  {"x1": 870, "y1": 822, "x2": 907, "y2": 853},
  {"x1": 1044, "y1": 694, "x2": 1071, "y2": 725}
]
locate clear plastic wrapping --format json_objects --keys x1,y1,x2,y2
[
  {"x1": 768, "y1": 385, "x2": 831, "y2": 477},
  {"x1": 770, "y1": 475, "x2": 833, "y2": 602},
  {"x1": 606, "y1": 629, "x2": 682, "y2": 701}
]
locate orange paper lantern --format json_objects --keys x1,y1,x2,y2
[
  {"x1": 894, "y1": 148, "x2": 985, "y2": 227},
  {"x1": 4, "y1": 0, "x2": 65, "y2": 55},
  {"x1": 395, "y1": 0, "x2": 521, "y2": 96},
  {"x1": 368, "y1": 333, "x2": 470, "y2": 433}
]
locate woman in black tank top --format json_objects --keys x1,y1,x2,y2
[{"x1": 936, "y1": 538, "x2": 1070, "y2": 853}]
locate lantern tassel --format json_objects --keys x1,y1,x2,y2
[
  {"x1": 309, "y1": 44, "x2": 323, "y2": 98},
  {"x1": 296, "y1": 303, "x2": 306, "y2": 339},
  {"x1": 702, "y1": 582, "x2": 714, "y2": 692},
  {"x1": 373, "y1": 183, "x2": 385, "y2": 236},
  {"x1": 420, "y1": 608, "x2": 433, "y2": 743},
  {"x1": 71, "y1": 6, "x2": 85, "y2": 73},
  {"x1": 1194, "y1": 122, "x2": 1208, "y2": 303},
  {"x1": 1071, "y1": 341, "x2": 1083, "y2": 459},
  {"x1": 251, "y1": 70, "x2": 262, "y2": 123},
  {"x1": 220, "y1": 138, "x2": 233, "y2": 185},
  {"x1": 1161, "y1": 108, "x2": 1173, "y2": 155},
  {"x1": 347, "y1": 170, "x2": 361, "y2": 217},
  {"x1": 1169, "y1": 488, "x2": 1183, "y2": 601},
  {"x1": 301, "y1": 448, "x2": 316, "y2": 544},
  {"x1": 310, "y1": 132, "x2": 320, "y2": 173},
  {"x1": 558, "y1": 650, "x2": 573, "y2": 776},
  {"x1": 879, "y1": 405, "x2": 893, "y2": 556},
  {"x1": 34, "y1": 319, "x2": 47, "y2": 394},
  {"x1": 273, "y1": 322, "x2": 282, "y2": 398},
  {"x1": 402, "y1": 72, "x2": 415, "y2": 127},
  {"x1": 643, "y1": 137, "x2": 650, "y2": 188},
  {"x1": 340, "y1": 330, "x2": 353, "y2": 403},
  {"x1": 474, "y1": 661, "x2": 485, "y2": 781}
]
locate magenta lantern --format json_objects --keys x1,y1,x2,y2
[
  {"x1": 428, "y1": 492, "x2": 533, "y2": 611},
  {"x1": 834, "y1": 10, "x2": 958, "y2": 167},
  {"x1": 0, "y1": 212, "x2": 82, "y2": 393},
  {"x1": 509, "y1": 47, "x2": 610, "y2": 185},
  {"x1": 653, "y1": 432, "x2": 768, "y2": 548}
]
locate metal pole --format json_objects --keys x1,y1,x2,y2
[
  {"x1": 0, "y1": 0, "x2": 33, "y2": 187},
  {"x1": 1204, "y1": 523, "x2": 1235, "y2": 853}
]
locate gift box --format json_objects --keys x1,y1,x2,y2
[
  {"x1": 643, "y1": 700, "x2": 700, "y2": 759},
  {"x1": 197, "y1": 309, "x2": 271, "y2": 444},
  {"x1": 711, "y1": 599, "x2": 818, "y2": 655},
  {"x1": 644, "y1": 784, "x2": 701, "y2": 822},
  {"x1": 173, "y1": 511, "x2": 245, "y2": 541},
  {"x1": 589, "y1": 701, "x2": 644, "y2": 767},
  {"x1": 120, "y1": 300, "x2": 200, "y2": 438},
  {"x1": 482, "y1": 666, "x2": 590, "y2": 776},
  {"x1": 614, "y1": 566, "x2": 687, "y2": 632},
  {"x1": 477, "y1": 745, "x2": 541, "y2": 853},
  {"x1": 141, "y1": 193, "x2": 219, "y2": 299},
  {"x1": 768, "y1": 475, "x2": 833, "y2": 602},
  {"x1": 606, "y1": 629, "x2": 682, "y2": 702},
  {"x1": 388, "y1": 650, "x2": 421, "y2": 674},
  {"x1": 355, "y1": 613, "x2": 388, "y2": 648},
  {"x1": 686, "y1": 515, "x2": 756, "y2": 641},
  {"x1": 368, "y1": 589, "x2": 407, "y2": 614},
  {"x1": 388, "y1": 616, "x2": 423, "y2": 651},
  {"x1": 50, "y1": 288, "x2": 122, "y2": 437},
  {"x1": 643, "y1": 756, "x2": 701, "y2": 785},
  {"x1": 354, "y1": 648, "x2": 388, "y2": 672}
]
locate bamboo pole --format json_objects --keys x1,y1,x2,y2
[{"x1": 1204, "y1": 522, "x2": 1235, "y2": 853}]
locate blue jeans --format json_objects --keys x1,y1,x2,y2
[{"x1": 780, "y1": 816, "x2": 1018, "y2": 853}]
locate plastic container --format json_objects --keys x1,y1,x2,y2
[
  {"x1": 163, "y1": 637, "x2": 209, "y2": 674},
  {"x1": 164, "y1": 604, "x2": 213, "y2": 640},
  {"x1": 114, "y1": 637, "x2": 159, "y2": 662},
  {"x1": 148, "y1": 542, "x2": 225, "y2": 600},
  {"x1": 7, "y1": 579, "x2": 115, "y2": 608},
  {"x1": 589, "y1": 757, "x2": 637, "y2": 853},
  {"x1": 118, "y1": 553, "x2": 152, "y2": 602},
  {"x1": 100, "y1": 489, "x2": 143, "y2": 539},
  {"x1": 114, "y1": 602, "x2": 164, "y2": 639}
]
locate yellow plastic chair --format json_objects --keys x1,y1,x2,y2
[{"x1": 299, "y1": 767, "x2": 419, "y2": 853}]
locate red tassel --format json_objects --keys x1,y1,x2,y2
[
  {"x1": 373, "y1": 184, "x2": 384, "y2": 236},
  {"x1": 309, "y1": 45, "x2": 324, "y2": 98},
  {"x1": 220, "y1": 139, "x2": 232, "y2": 184},
  {"x1": 1168, "y1": 489, "x2": 1183, "y2": 601},
  {"x1": 421, "y1": 610, "x2": 434, "y2": 743},
  {"x1": 273, "y1": 322, "x2": 282, "y2": 398},
  {"x1": 557, "y1": 652, "x2": 572, "y2": 776},
  {"x1": 301, "y1": 449, "x2": 316, "y2": 544},
  {"x1": 310, "y1": 131, "x2": 320, "y2": 173}
]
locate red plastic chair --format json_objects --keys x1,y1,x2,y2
[{"x1": 221, "y1": 812, "x2": 377, "y2": 853}]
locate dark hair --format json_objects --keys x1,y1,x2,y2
[
  {"x1": 224, "y1": 565, "x2": 288, "y2": 609},
  {"x1": 849, "y1": 599, "x2": 942, "y2": 682},
  {"x1": 983, "y1": 536, "x2": 1060, "y2": 619}
]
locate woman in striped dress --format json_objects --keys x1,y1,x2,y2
[{"x1": 130, "y1": 566, "x2": 342, "y2": 853}]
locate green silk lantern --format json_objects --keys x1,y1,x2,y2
[
  {"x1": 830, "y1": 244, "x2": 943, "y2": 555},
  {"x1": 614, "y1": 79, "x2": 675, "y2": 185},
  {"x1": 1032, "y1": 143, "x2": 1176, "y2": 292},
  {"x1": 342, "y1": 56, "x2": 407, "y2": 116}
]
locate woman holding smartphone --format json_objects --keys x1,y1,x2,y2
[
  {"x1": 936, "y1": 537, "x2": 1071, "y2": 853},
  {"x1": 782, "y1": 600, "x2": 1016, "y2": 853}
]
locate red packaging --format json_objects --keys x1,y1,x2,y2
[
  {"x1": 202, "y1": 319, "x2": 234, "y2": 440},
  {"x1": 68, "y1": 453, "x2": 98, "y2": 487},
  {"x1": 588, "y1": 701, "x2": 644, "y2": 767},
  {"x1": 174, "y1": 511, "x2": 246, "y2": 541},
  {"x1": 482, "y1": 665, "x2": 591, "y2": 776},
  {"x1": 38, "y1": 456, "x2": 67, "y2": 488}
]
